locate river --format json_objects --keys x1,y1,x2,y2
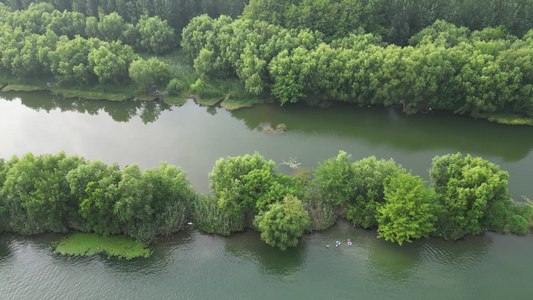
[{"x1": 0, "y1": 92, "x2": 532, "y2": 299}]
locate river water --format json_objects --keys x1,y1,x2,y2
[{"x1": 1, "y1": 92, "x2": 533, "y2": 299}]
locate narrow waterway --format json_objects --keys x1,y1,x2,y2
[{"x1": 1, "y1": 92, "x2": 532, "y2": 299}]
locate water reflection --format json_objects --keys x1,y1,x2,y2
[
  {"x1": 230, "y1": 103, "x2": 533, "y2": 162},
  {"x1": 421, "y1": 235, "x2": 491, "y2": 272},
  {"x1": 368, "y1": 238, "x2": 423, "y2": 278},
  {"x1": 2, "y1": 92, "x2": 173, "y2": 124},
  {"x1": 206, "y1": 106, "x2": 218, "y2": 116},
  {"x1": 224, "y1": 230, "x2": 306, "y2": 277}
]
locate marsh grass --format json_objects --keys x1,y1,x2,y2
[
  {"x1": 472, "y1": 112, "x2": 533, "y2": 125},
  {"x1": 54, "y1": 233, "x2": 152, "y2": 259},
  {"x1": 192, "y1": 194, "x2": 234, "y2": 236}
]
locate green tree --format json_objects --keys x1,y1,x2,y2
[
  {"x1": 89, "y1": 40, "x2": 138, "y2": 83},
  {"x1": 135, "y1": 16, "x2": 176, "y2": 54},
  {"x1": 66, "y1": 160, "x2": 122, "y2": 234},
  {"x1": 347, "y1": 156, "x2": 405, "y2": 228},
  {"x1": 48, "y1": 35, "x2": 102, "y2": 85},
  {"x1": 430, "y1": 153, "x2": 512, "y2": 239},
  {"x1": 377, "y1": 173, "x2": 440, "y2": 245},
  {"x1": 209, "y1": 153, "x2": 294, "y2": 231},
  {"x1": 142, "y1": 162, "x2": 195, "y2": 237},
  {"x1": 0, "y1": 152, "x2": 85, "y2": 234},
  {"x1": 114, "y1": 164, "x2": 153, "y2": 240},
  {"x1": 128, "y1": 57, "x2": 171, "y2": 92},
  {"x1": 96, "y1": 12, "x2": 128, "y2": 42},
  {"x1": 254, "y1": 195, "x2": 310, "y2": 251},
  {"x1": 311, "y1": 151, "x2": 356, "y2": 206}
]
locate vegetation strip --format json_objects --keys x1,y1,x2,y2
[
  {"x1": 53, "y1": 233, "x2": 151, "y2": 259},
  {"x1": 1, "y1": 151, "x2": 532, "y2": 254},
  {"x1": 0, "y1": 2, "x2": 532, "y2": 122}
]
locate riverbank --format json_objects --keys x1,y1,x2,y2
[
  {"x1": 3, "y1": 81, "x2": 532, "y2": 124},
  {"x1": 53, "y1": 233, "x2": 152, "y2": 259},
  {"x1": 0, "y1": 82, "x2": 188, "y2": 106}
]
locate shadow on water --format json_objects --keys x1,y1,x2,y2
[
  {"x1": 224, "y1": 230, "x2": 306, "y2": 277},
  {"x1": 367, "y1": 232, "x2": 491, "y2": 280},
  {"x1": 230, "y1": 102, "x2": 533, "y2": 162},
  {"x1": 367, "y1": 237, "x2": 423, "y2": 278},
  {"x1": 0, "y1": 235, "x2": 12, "y2": 265},
  {"x1": 4, "y1": 91, "x2": 533, "y2": 161},
  {"x1": 2, "y1": 91, "x2": 172, "y2": 124}
]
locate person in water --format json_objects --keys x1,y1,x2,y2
[
  {"x1": 347, "y1": 238, "x2": 352, "y2": 245},
  {"x1": 326, "y1": 243, "x2": 330, "y2": 248}
]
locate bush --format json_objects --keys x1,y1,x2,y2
[
  {"x1": 192, "y1": 194, "x2": 234, "y2": 236},
  {"x1": 254, "y1": 195, "x2": 310, "y2": 251}
]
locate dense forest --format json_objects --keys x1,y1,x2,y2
[
  {"x1": 0, "y1": 1, "x2": 532, "y2": 117},
  {"x1": 0, "y1": 152, "x2": 532, "y2": 250},
  {"x1": 1, "y1": 1, "x2": 533, "y2": 249}
]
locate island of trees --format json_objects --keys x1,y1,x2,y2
[
  {"x1": 0, "y1": 151, "x2": 531, "y2": 254},
  {"x1": 0, "y1": 1, "x2": 533, "y2": 122}
]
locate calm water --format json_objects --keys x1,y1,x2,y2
[{"x1": 1, "y1": 92, "x2": 533, "y2": 299}]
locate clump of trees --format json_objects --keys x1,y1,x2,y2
[
  {"x1": 242, "y1": 0, "x2": 533, "y2": 46},
  {"x1": 1, "y1": 151, "x2": 531, "y2": 250},
  {"x1": 0, "y1": 3, "x2": 175, "y2": 90},
  {"x1": 0, "y1": 152, "x2": 195, "y2": 241},
  {"x1": 182, "y1": 15, "x2": 533, "y2": 117},
  {"x1": 1, "y1": 0, "x2": 247, "y2": 41},
  {"x1": 309, "y1": 151, "x2": 531, "y2": 245}
]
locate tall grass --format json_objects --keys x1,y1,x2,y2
[{"x1": 192, "y1": 194, "x2": 234, "y2": 236}]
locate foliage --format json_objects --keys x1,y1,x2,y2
[
  {"x1": 209, "y1": 153, "x2": 297, "y2": 232},
  {"x1": 54, "y1": 233, "x2": 151, "y2": 259},
  {"x1": 312, "y1": 151, "x2": 357, "y2": 206},
  {"x1": 347, "y1": 156, "x2": 405, "y2": 228},
  {"x1": 114, "y1": 163, "x2": 194, "y2": 241},
  {"x1": 129, "y1": 58, "x2": 172, "y2": 93},
  {"x1": 430, "y1": 153, "x2": 512, "y2": 239},
  {"x1": 301, "y1": 189, "x2": 337, "y2": 231},
  {"x1": 254, "y1": 195, "x2": 310, "y2": 251},
  {"x1": 377, "y1": 173, "x2": 440, "y2": 245},
  {"x1": 89, "y1": 40, "x2": 138, "y2": 83},
  {"x1": 66, "y1": 160, "x2": 122, "y2": 234},
  {"x1": 135, "y1": 16, "x2": 176, "y2": 54},
  {"x1": 192, "y1": 194, "x2": 234, "y2": 235},
  {"x1": 0, "y1": 152, "x2": 85, "y2": 234},
  {"x1": 242, "y1": 0, "x2": 533, "y2": 46}
]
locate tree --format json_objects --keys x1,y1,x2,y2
[
  {"x1": 209, "y1": 153, "x2": 295, "y2": 231},
  {"x1": 48, "y1": 36, "x2": 102, "y2": 85},
  {"x1": 89, "y1": 40, "x2": 138, "y2": 83},
  {"x1": 311, "y1": 151, "x2": 356, "y2": 206},
  {"x1": 142, "y1": 162, "x2": 195, "y2": 237},
  {"x1": 66, "y1": 160, "x2": 122, "y2": 234},
  {"x1": 114, "y1": 164, "x2": 153, "y2": 240},
  {"x1": 254, "y1": 195, "x2": 310, "y2": 251},
  {"x1": 347, "y1": 156, "x2": 405, "y2": 228},
  {"x1": 97, "y1": 12, "x2": 128, "y2": 42},
  {"x1": 128, "y1": 58, "x2": 171, "y2": 93},
  {"x1": 377, "y1": 173, "x2": 440, "y2": 245},
  {"x1": 430, "y1": 153, "x2": 512, "y2": 239},
  {"x1": 0, "y1": 152, "x2": 85, "y2": 234},
  {"x1": 135, "y1": 16, "x2": 176, "y2": 54}
]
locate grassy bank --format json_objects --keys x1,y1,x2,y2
[
  {"x1": 54, "y1": 233, "x2": 152, "y2": 259},
  {"x1": 471, "y1": 112, "x2": 533, "y2": 125}
]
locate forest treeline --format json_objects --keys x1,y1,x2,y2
[
  {"x1": 1, "y1": 151, "x2": 532, "y2": 250},
  {"x1": 0, "y1": 2, "x2": 182, "y2": 92},
  {"x1": 1, "y1": 1, "x2": 533, "y2": 117},
  {"x1": 242, "y1": 0, "x2": 533, "y2": 45},
  {"x1": 182, "y1": 15, "x2": 533, "y2": 116},
  {"x1": 0, "y1": 0, "x2": 246, "y2": 37},
  {"x1": 3, "y1": 0, "x2": 531, "y2": 46}
]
